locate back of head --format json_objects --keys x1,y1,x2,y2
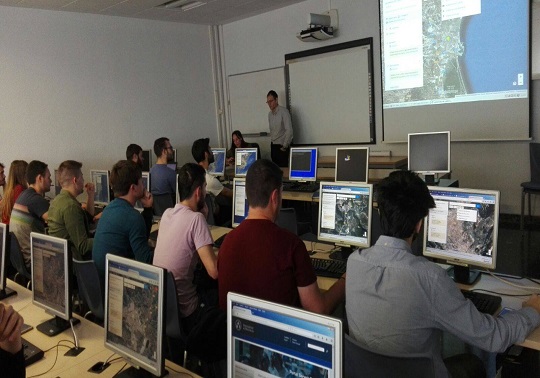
[
  {"x1": 26, "y1": 160, "x2": 48, "y2": 185},
  {"x1": 153, "y1": 137, "x2": 169, "y2": 158},
  {"x1": 8, "y1": 160, "x2": 28, "y2": 188},
  {"x1": 267, "y1": 90, "x2": 278, "y2": 99},
  {"x1": 57, "y1": 160, "x2": 82, "y2": 188},
  {"x1": 126, "y1": 144, "x2": 142, "y2": 160},
  {"x1": 191, "y1": 138, "x2": 210, "y2": 164},
  {"x1": 110, "y1": 160, "x2": 142, "y2": 198},
  {"x1": 377, "y1": 170, "x2": 435, "y2": 239},
  {"x1": 246, "y1": 159, "x2": 282, "y2": 208},
  {"x1": 178, "y1": 163, "x2": 206, "y2": 202}
]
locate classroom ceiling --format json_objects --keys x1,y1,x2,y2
[{"x1": 0, "y1": 0, "x2": 307, "y2": 25}]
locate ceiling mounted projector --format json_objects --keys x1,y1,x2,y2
[{"x1": 297, "y1": 10, "x2": 338, "y2": 42}]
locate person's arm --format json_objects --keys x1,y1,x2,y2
[
  {"x1": 219, "y1": 186, "x2": 233, "y2": 198},
  {"x1": 282, "y1": 108, "x2": 293, "y2": 149},
  {"x1": 84, "y1": 183, "x2": 95, "y2": 217},
  {"x1": 298, "y1": 275, "x2": 346, "y2": 315},
  {"x1": 197, "y1": 245, "x2": 218, "y2": 279},
  {"x1": 129, "y1": 213, "x2": 154, "y2": 264},
  {"x1": 0, "y1": 303, "x2": 24, "y2": 378},
  {"x1": 64, "y1": 203, "x2": 93, "y2": 260},
  {"x1": 140, "y1": 191, "x2": 154, "y2": 237}
]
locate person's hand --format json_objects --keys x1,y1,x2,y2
[
  {"x1": 226, "y1": 157, "x2": 234, "y2": 166},
  {"x1": 85, "y1": 182, "x2": 95, "y2": 197},
  {"x1": 141, "y1": 190, "x2": 153, "y2": 208},
  {"x1": 0, "y1": 304, "x2": 23, "y2": 354},
  {"x1": 523, "y1": 294, "x2": 540, "y2": 314}
]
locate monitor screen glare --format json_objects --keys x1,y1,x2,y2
[
  {"x1": 91, "y1": 170, "x2": 111, "y2": 205},
  {"x1": 232, "y1": 178, "x2": 248, "y2": 228},
  {"x1": 208, "y1": 148, "x2": 227, "y2": 176},
  {"x1": 335, "y1": 147, "x2": 369, "y2": 183},
  {"x1": 408, "y1": 131, "x2": 450, "y2": 179},
  {"x1": 31, "y1": 232, "x2": 78, "y2": 336},
  {"x1": 423, "y1": 187, "x2": 499, "y2": 285},
  {"x1": 228, "y1": 292, "x2": 342, "y2": 377},
  {"x1": 0, "y1": 223, "x2": 15, "y2": 299},
  {"x1": 235, "y1": 148, "x2": 258, "y2": 177},
  {"x1": 318, "y1": 182, "x2": 373, "y2": 254},
  {"x1": 105, "y1": 255, "x2": 166, "y2": 377},
  {"x1": 289, "y1": 147, "x2": 318, "y2": 182}
]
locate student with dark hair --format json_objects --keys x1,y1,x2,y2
[
  {"x1": 10, "y1": 160, "x2": 52, "y2": 268},
  {"x1": 48, "y1": 160, "x2": 95, "y2": 261},
  {"x1": 346, "y1": 170, "x2": 540, "y2": 377},
  {"x1": 93, "y1": 160, "x2": 154, "y2": 288},
  {"x1": 218, "y1": 159, "x2": 345, "y2": 314},
  {"x1": 226, "y1": 130, "x2": 261, "y2": 165},
  {"x1": 267, "y1": 90, "x2": 292, "y2": 167},
  {"x1": 150, "y1": 137, "x2": 176, "y2": 215},
  {"x1": 126, "y1": 143, "x2": 144, "y2": 168}
]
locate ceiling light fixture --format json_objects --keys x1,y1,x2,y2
[{"x1": 162, "y1": 0, "x2": 206, "y2": 11}]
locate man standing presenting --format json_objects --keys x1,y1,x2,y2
[
  {"x1": 267, "y1": 90, "x2": 293, "y2": 167},
  {"x1": 346, "y1": 170, "x2": 540, "y2": 377},
  {"x1": 218, "y1": 159, "x2": 345, "y2": 315},
  {"x1": 150, "y1": 137, "x2": 176, "y2": 215},
  {"x1": 10, "y1": 160, "x2": 51, "y2": 268},
  {"x1": 48, "y1": 160, "x2": 95, "y2": 261}
]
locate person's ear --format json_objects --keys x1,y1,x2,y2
[{"x1": 414, "y1": 219, "x2": 423, "y2": 234}]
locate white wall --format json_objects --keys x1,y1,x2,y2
[
  {"x1": 222, "y1": 0, "x2": 540, "y2": 214},
  {"x1": 0, "y1": 6, "x2": 217, "y2": 185}
]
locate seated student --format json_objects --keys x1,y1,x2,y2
[
  {"x1": 47, "y1": 160, "x2": 95, "y2": 261},
  {"x1": 93, "y1": 160, "x2": 154, "y2": 289},
  {"x1": 126, "y1": 143, "x2": 144, "y2": 168},
  {"x1": 0, "y1": 303, "x2": 25, "y2": 378},
  {"x1": 150, "y1": 137, "x2": 176, "y2": 216},
  {"x1": 0, "y1": 163, "x2": 5, "y2": 199},
  {"x1": 346, "y1": 170, "x2": 540, "y2": 377},
  {"x1": 0, "y1": 160, "x2": 28, "y2": 224},
  {"x1": 226, "y1": 130, "x2": 261, "y2": 165},
  {"x1": 218, "y1": 159, "x2": 345, "y2": 315},
  {"x1": 10, "y1": 160, "x2": 51, "y2": 268}
]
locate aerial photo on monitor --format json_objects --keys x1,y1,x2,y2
[
  {"x1": 323, "y1": 195, "x2": 370, "y2": 238},
  {"x1": 40, "y1": 251, "x2": 65, "y2": 310},
  {"x1": 428, "y1": 203, "x2": 495, "y2": 257}
]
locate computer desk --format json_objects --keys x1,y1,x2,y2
[{"x1": 2, "y1": 279, "x2": 202, "y2": 378}]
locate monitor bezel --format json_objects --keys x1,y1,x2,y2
[
  {"x1": 208, "y1": 148, "x2": 227, "y2": 176},
  {"x1": 90, "y1": 169, "x2": 111, "y2": 206},
  {"x1": 234, "y1": 148, "x2": 258, "y2": 177},
  {"x1": 288, "y1": 147, "x2": 318, "y2": 182},
  {"x1": 407, "y1": 131, "x2": 451, "y2": 175},
  {"x1": 334, "y1": 147, "x2": 370, "y2": 184},
  {"x1": 317, "y1": 181, "x2": 373, "y2": 249},
  {"x1": 135, "y1": 172, "x2": 151, "y2": 211},
  {"x1": 175, "y1": 173, "x2": 179, "y2": 205},
  {"x1": 232, "y1": 178, "x2": 248, "y2": 228},
  {"x1": 227, "y1": 292, "x2": 343, "y2": 378},
  {"x1": 30, "y1": 232, "x2": 71, "y2": 321},
  {"x1": 104, "y1": 254, "x2": 167, "y2": 377},
  {"x1": 423, "y1": 186, "x2": 500, "y2": 271},
  {"x1": 0, "y1": 222, "x2": 7, "y2": 292}
]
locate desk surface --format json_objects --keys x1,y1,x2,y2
[{"x1": 3, "y1": 280, "x2": 201, "y2": 377}]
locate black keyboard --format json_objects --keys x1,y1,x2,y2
[
  {"x1": 282, "y1": 181, "x2": 320, "y2": 193},
  {"x1": 22, "y1": 337, "x2": 44, "y2": 367},
  {"x1": 214, "y1": 233, "x2": 228, "y2": 248},
  {"x1": 311, "y1": 258, "x2": 346, "y2": 279},
  {"x1": 461, "y1": 290, "x2": 502, "y2": 315}
]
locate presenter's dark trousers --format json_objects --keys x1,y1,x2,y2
[{"x1": 271, "y1": 143, "x2": 289, "y2": 167}]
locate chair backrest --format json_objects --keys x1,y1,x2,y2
[
  {"x1": 152, "y1": 193, "x2": 175, "y2": 216},
  {"x1": 9, "y1": 232, "x2": 31, "y2": 281},
  {"x1": 73, "y1": 259, "x2": 104, "y2": 321},
  {"x1": 205, "y1": 194, "x2": 216, "y2": 226},
  {"x1": 276, "y1": 208, "x2": 298, "y2": 235},
  {"x1": 344, "y1": 333, "x2": 435, "y2": 378},
  {"x1": 530, "y1": 143, "x2": 540, "y2": 183},
  {"x1": 166, "y1": 272, "x2": 186, "y2": 341}
]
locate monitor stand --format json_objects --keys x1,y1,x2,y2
[
  {"x1": 0, "y1": 287, "x2": 17, "y2": 300},
  {"x1": 329, "y1": 246, "x2": 355, "y2": 261},
  {"x1": 447, "y1": 265, "x2": 481, "y2": 285},
  {"x1": 424, "y1": 174, "x2": 438, "y2": 186},
  {"x1": 117, "y1": 367, "x2": 169, "y2": 377},
  {"x1": 37, "y1": 316, "x2": 80, "y2": 337}
]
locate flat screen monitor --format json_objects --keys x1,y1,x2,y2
[
  {"x1": 54, "y1": 169, "x2": 62, "y2": 197},
  {"x1": 105, "y1": 254, "x2": 167, "y2": 377},
  {"x1": 208, "y1": 148, "x2": 227, "y2": 176},
  {"x1": 91, "y1": 169, "x2": 111, "y2": 206},
  {"x1": 318, "y1": 182, "x2": 373, "y2": 260},
  {"x1": 31, "y1": 232, "x2": 79, "y2": 336},
  {"x1": 232, "y1": 178, "x2": 248, "y2": 228},
  {"x1": 142, "y1": 150, "x2": 151, "y2": 172},
  {"x1": 335, "y1": 147, "x2": 369, "y2": 183},
  {"x1": 173, "y1": 148, "x2": 178, "y2": 163},
  {"x1": 228, "y1": 292, "x2": 342, "y2": 378},
  {"x1": 235, "y1": 148, "x2": 257, "y2": 177},
  {"x1": 423, "y1": 186, "x2": 500, "y2": 285},
  {"x1": 0, "y1": 223, "x2": 15, "y2": 299},
  {"x1": 135, "y1": 172, "x2": 151, "y2": 211},
  {"x1": 408, "y1": 131, "x2": 451, "y2": 184},
  {"x1": 289, "y1": 147, "x2": 318, "y2": 182}
]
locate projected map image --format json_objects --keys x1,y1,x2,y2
[
  {"x1": 321, "y1": 195, "x2": 370, "y2": 238},
  {"x1": 427, "y1": 203, "x2": 495, "y2": 257}
]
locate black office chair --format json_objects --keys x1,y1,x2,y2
[
  {"x1": 276, "y1": 208, "x2": 298, "y2": 235},
  {"x1": 9, "y1": 232, "x2": 31, "y2": 289},
  {"x1": 152, "y1": 193, "x2": 175, "y2": 217},
  {"x1": 166, "y1": 272, "x2": 188, "y2": 367},
  {"x1": 73, "y1": 259, "x2": 104, "y2": 323},
  {"x1": 521, "y1": 143, "x2": 540, "y2": 231},
  {"x1": 205, "y1": 194, "x2": 216, "y2": 226},
  {"x1": 343, "y1": 333, "x2": 435, "y2": 378}
]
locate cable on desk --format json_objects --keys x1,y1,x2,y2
[
  {"x1": 27, "y1": 340, "x2": 73, "y2": 378},
  {"x1": 486, "y1": 271, "x2": 540, "y2": 293},
  {"x1": 167, "y1": 365, "x2": 197, "y2": 377}
]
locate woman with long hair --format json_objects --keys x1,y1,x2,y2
[
  {"x1": 0, "y1": 160, "x2": 28, "y2": 224},
  {"x1": 227, "y1": 130, "x2": 261, "y2": 165}
]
